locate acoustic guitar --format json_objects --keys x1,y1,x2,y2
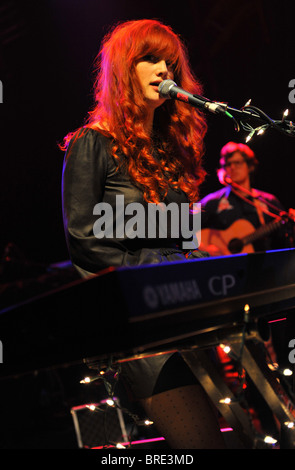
[{"x1": 199, "y1": 218, "x2": 285, "y2": 255}]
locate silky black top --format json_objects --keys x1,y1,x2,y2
[{"x1": 62, "y1": 127, "x2": 206, "y2": 277}]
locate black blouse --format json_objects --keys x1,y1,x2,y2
[{"x1": 62, "y1": 127, "x2": 206, "y2": 277}]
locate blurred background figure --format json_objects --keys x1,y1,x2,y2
[{"x1": 199, "y1": 141, "x2": 294, "y2": 256}]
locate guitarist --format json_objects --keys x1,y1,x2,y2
[
  {"x1": 199, "y1": 142, "x2": 287, "y2": 256},
  {"x1": 199, "y1": 142, "x2": 294, "y2": 437}
]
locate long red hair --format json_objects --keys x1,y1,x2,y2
[{"x1": 63, "y1": 19, "x2": 207, "y2": 204}]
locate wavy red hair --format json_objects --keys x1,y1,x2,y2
[{"x1": 63, "y1": 19, "x2": 207, "y2": 204}]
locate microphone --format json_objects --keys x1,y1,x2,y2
[{"x1": 158, "y1": 79, "x2": 227, "y2": 115}]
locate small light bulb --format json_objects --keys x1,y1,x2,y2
[
  {"x1": 219, "y1": 397, "x2": 232, "y2": 404},
  {"x1": 80, "y1": 376, "x2": 91, "y2": 384},
  {"x1": 284, "y1": 421, "x2": 295, "y2": 429},
  {"x1": 106, "y1": 399, "x2": 115, "y2": 406},
  {"x1": 282, "y1": 109, "x2": 289, "y2": 122},
  {"x1": 116, "y1": 443, "x2": 125, "y2": 449},
  {"x1": 264, "y1": 435, "x2": 277, "y2": 445},
  {"x1": 283, "y1": 368, "x2": 293, "y2": 376},
  {"x1": 144, "y1": 419, "x2": 154, "y2": 425},
  {"x1": 220, "y1": 343, "x2": 231, "y2": 354},
  {"x1": 86, "y1": 404, "x2": 96, "y2": 411},
  {"x1": 245, "y1": 130, "x2": 255, "y2": 143},
  {"x1": 244, "y1": 304, "x2": 250, "y2": 313}
]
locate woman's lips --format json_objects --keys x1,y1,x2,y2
[
  {"x1": 151, "y1": 84, "x2": 159, "y2": 92},
  {"x1": 150, "y1": 81, "x2": 162, "y2": 91}
]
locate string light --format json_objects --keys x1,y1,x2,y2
[
  {"x1": 219, "y1": 343, "x2": 231, "y2": 354},
  {"x1": 78, "y1": 364, "x2": 158, "y2": 449},
  {"x1": 257, "y1": 127, "x2": 265, "y2": 135},
  {"x1": 144, "y1": 419, "x2": 153, "y2": 425},
  {"x1": 228, "y1": 101, "x2": 295, "y2": 143},
  {"x1": 282, "y1": 109, "x2": 289, "y2": 121},
  {"x1": 80, "y1": 376, "x2": 91, "y2": 384},
  {"x1": 244, "y1": 123, "x2": 267, "y2": 141},
  {"x1": 245, "y1": 130, "x2": 255, "y2": 143},
  {"x1": 253, "y1": 434, "x2": 279, "y2": 447},
  {"x1": 263, "y1": 435, "x2": 278, "y2": 445},
  {"x1": 219, "y1": 397, "x2": 233, "y2": 404},
  {"x1": 86, "y1": 404, "x2": 97, "y2": 411},
  {"x1": 82, "y1": 358, "x2": 285, "y2": 450},
  {"x1": 213, "y1": 299, "x2": 293, "y2": 449},
  {"x1": 116, "y1": 443, "x2": 126, "y2": 449},
  {"x1": 284, "y1": 421, "x2": 295, "y2": 429},
  {"x1": 80, "y1": 372, "x2": 105, "y2": 384}
]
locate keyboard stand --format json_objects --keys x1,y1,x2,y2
[
  {"x1": 180, "y1": 348, "x2": 255, "y2": 448},
  {"x1": 180, "y1": 338, "x2": 295, "y2": 449}
]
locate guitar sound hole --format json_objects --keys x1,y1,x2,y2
[{"x1": 228, "y1": 238, "x2": 244, "y2": 254}]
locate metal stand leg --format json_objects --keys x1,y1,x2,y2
[
  {"x1": 180, "y1": 348, "x2": 255, "y2": 448},
  {"x1": 229, "y1": 341, "x2": 295, "y2": 449}
]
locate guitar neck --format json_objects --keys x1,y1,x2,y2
[{"x1": 242, "y1": 219, "x2": 283, "y2": 245}]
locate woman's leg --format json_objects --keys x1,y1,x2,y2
[
  {"x1": 120, "y1": 353, "x2": 225, "y2": 449},
  {"x1": 140, "y1": 383, "x2": 225, "y2": 449}
]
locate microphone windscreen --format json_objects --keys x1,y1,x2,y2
[{"x1": 158, "y1": 79, "x2": 176, "y2": 98}]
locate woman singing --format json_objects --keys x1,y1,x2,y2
[{"x1": 61, "y1": 19, "x2": 225, "y2": 449}]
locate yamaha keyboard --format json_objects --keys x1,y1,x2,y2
[{"x1": 1, "y1": 248, "x2": 295, "y2": 377}]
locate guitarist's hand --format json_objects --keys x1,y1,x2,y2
[{"x1": 198, "y1": 243, "x2": 224, "y2": 257}]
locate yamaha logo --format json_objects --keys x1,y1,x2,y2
[
  {"x1": 142, "y1": 279, "x2": 202, "y2": 311},
  {"x1": 142, "y1": 274, "x2": 237, "y2": 311},
  {"x1": 143, "y1": 286, "x2": 159, "y2": 309}
]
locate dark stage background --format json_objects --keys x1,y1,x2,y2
[
  {"x1": 0, "y1": 0, "x2": 295, "y2": 450},
  {"x1": 0, "y1": 0, "x2": 295, "y2": 265}
]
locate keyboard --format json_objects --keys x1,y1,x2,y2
[{"x1": 1, "y1": 248, "x2": 295, "y2": 377}]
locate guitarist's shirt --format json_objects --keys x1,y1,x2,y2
[{"x1": 200, "y1": 186, "x2": 285, "y2": 252}]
